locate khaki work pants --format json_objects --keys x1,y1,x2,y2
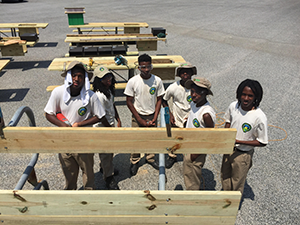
[
  {"x1": 59, "y1": 153, "x2": 94, "y2": 190},
  {"x1": 183, "y1": 154, "x2": 207, "y2": 190},
  {"x1": 221, "y1": 148, "x2": 254, "y2": 194}
]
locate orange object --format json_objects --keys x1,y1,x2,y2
[{"x1": 56, "y1": 112, "x2": 71, "y2": 126}]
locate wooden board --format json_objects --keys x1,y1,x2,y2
[
  {"x1": 69, "y1": 22, "x2": 149, "y2": 28},
  {"x1": 0, "y1": 23, "x2": 48, "y2": 29},
  {"x1": 0, "y1": 42, "x2": 27, "y2": 56},
  {"x1": 46, "y1": 82, "x2": 127, "y2": 92},
  {"x1": 72, "y1": 29, "x2": 124, "y2": 33},
  {"x1": 0, "y1": 190, "x2": 241, "y2": 225},
  {"x1": 48, "y1": 55, "x2": 186, "y2": 71},
  {"x1": 0, "y1": 127, "x2": 236, "y2": 154},
  {"x1": 0, "y1": 59, "x2": 10, "y2": 71}
]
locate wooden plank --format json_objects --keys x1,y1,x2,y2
[
  {"x1": 46, "y1": 83, "x2": 127, "y2": 92},
  {"x1": 65, "y1": 35, "x2": 165, "y2": 43},
  {"x1": 0, "y1": 43, "x2": 27, "y2": 56},
  {"x1": 69, "y1": 22, "x2": 149, "y2": 28},
  {"x1": 48, "y1": 55, "x2": 186, "y2": 71},
  {"x1": 137, "y1": 40, "x2": 158, "y2": 51},
  {"x1": 0, "y1": 23, "x2": 48, "y2": 29},
  {"x1": 0, "y1": 190, "x2": 240, "y2": 224},
  {"x1": 0, "y1": 59, "x2": 10, "y2": 71},
  {"x1": 0, "y1": 127, "x2": 236, "y2": 154}
]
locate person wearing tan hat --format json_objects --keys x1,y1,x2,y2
[
  {"x1": 124, "y1": 53, "x2": 165, "y2": 176},
  {"x1": 92, "y1": 65, "x2": 121, "y2": 190},
  {"x1": 162, "y1": 62, "x2": 196, "y2": 169},
  {"x1": 183, "y1": 77, "x2": 216, "y2": 190},
  {"x1": 44, "y1": 61, "x2": 109, "y2": 190}
]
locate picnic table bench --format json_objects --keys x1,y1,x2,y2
[
  {"x1": 48, "y1": 55, "x2": 186, "y2": 81},
  {"x1": 0, "y1": 105, "x2": 241, "y2": 225}
]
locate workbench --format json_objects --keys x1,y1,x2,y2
[
  {"x1": 69, "y1": 22, "x2": 148, "y2": 34},
  {"x1": 0, "y1": 23, "x2": 48, "y2": 37},
  {"x1": 48, "y1": 55, "x2": 186, "y2": 80}
]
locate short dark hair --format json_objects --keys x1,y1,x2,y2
[
  {"x1": 236, "y1": 79, "x2": 263, "y2": 109},
  {"x1": 138, "y1": 53, "x2": 152, "y2": 64}
]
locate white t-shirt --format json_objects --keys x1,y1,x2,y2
[
  {"x1": 44, "y1": 85, "x2": 105, "y2": 126},
  {"x1": 163, "y1": 80, "x2": 191, "y2": 128},
  {"x1": 224, "y1": 101, "x2": 268, "y2": 151},
  {"x1": 124, "y1": 74, "x2": 165, "y2": 115},
  {"x1": 186, "y1": 102, "x2": 216, "y2": 128},
  {"x1": 94, "y1": 90, "x2": 115, "y2": 127}
]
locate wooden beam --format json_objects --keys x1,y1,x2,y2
[
  {"x1": 0, "y1": 59, "x2": 10, "y2": 71},
  {"x1": 0, "y1": 190, "x2": 241, "y2": 225},
  {"x1": 69, "y1": 22, "x2": 149, "y2": 28},
  {"x1": 0, "y1": 23, "x2": 48, "y2": 29},
  {"x1": 72, "y1": 29, "x2": 124, "y2": 33},
  {"x1": 0, "y1": 127, "x2": 236, "y2": 154}
]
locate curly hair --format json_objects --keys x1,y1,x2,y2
[{"x1": 236, "y1": 79, "x2": 263, "y2": 109}]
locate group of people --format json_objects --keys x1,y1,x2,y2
[{"x1": 44, "y1": 53, "x2": 268, "y2": 195}]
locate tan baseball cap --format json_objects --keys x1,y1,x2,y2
[
  {"x1": 61, "y1": 61, "x2": 93, "y2": 80},
  {"x1": 93, "y1": 65, "x2": 112, "y2": 79},
  {"x1": 185, "y1": 77, "x2": 213, "y2": 95},
  {"x1": 175, "y1": 62, "x2": 197, "y2": 76}
]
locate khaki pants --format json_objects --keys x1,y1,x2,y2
[
  {"x1": 183, "y1": 154, "x2": 207, "y2": 190},
  {"x1": 130, "y1": 114, "x2": 156, "y2": 164},
  {"x1": 99, "y1": 153, "x2": 114, "y2": 179},
  {"x1": 221, "y1": 148, "x2": 254, "y2": 194},
  {"x1": 59, "y1": 153, "x2": 94, "y2": 190}
]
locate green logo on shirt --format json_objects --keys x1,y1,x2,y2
[
  {"x1": 193, "y1": 118, "x2": 200, "y2": 128},
  {"x1": 187, "y1": 95, "x2": 192, "y2": 102},
  {"x1": 78, "y1": 107, "x2": 87, "y2": 116},
  {"x1": 242, "y1": 123, "x2": 252, "y2": 132},
  {"x1": 149, "y1": 87, "x2": 156, "y2": 95}
]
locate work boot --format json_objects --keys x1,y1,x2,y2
[
  {"x1": 130, "y1": 163, "x2": 139, "y2": 176},
  {"x1": 105, "y1": 175, "x2": 120, "y2": 190},
  {"x1": 147, "y1": 159, "x2": 159, "y2": 170},
  {"x1": 165, "y1": 156, "x2": 177, "y2": 169}
]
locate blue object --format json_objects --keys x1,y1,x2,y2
[{"x1": 164, "y1": 107, "x2": 170, "y2": 125}]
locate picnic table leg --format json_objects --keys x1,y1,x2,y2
[{"x1": 77, "y1": 28, "x2": 82, "y2": 34}]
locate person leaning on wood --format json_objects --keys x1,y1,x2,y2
[
  {"x1": 183, "y1": 77, "x2": 216, "y2": 190},
  {"x1": 44, "y1": 61, "x2": 110, "y2": 190},
  {"x1": 124, "y1": 53, "x2": 165, "y2": 176},
  {"x1": 162, "y1": 62, "x2": 197, "y2": 169},
  {"x1": 221, "y1": 79, "x2": 268, "y2": 195}
]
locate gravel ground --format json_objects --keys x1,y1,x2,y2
[{"x1": 0, "y1": 0, "x2": 299, "y2": 224}]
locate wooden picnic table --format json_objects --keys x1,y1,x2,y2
[
  {"x1": 48, "y1": 55, "x2": 186, "y2": 80},
  {"x1": 69, "y1": 22, "x2": 149, "y2": 34},
  {"x1": 0, "y1": 23, "x2": 49, "y2": 37}
]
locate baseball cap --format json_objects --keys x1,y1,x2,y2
[
  {"x1": 93, "y1": 65, "x2": 112, "y2": 79},
  {"x1": 185, "y1": 77, "x2": 213, "y2": 95},
  {"x1": 61, "y1": 61, "x2": 93, "y2": 80},
  {"x1": 175, "y1": 62, "x2": 197, "y2": 76}
]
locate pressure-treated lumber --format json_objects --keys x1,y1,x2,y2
[
  {"x1": 46, "y1": 82, "x2": 127, "y2": 92},
  {"x1": 0, "y1": 190, "x2": 241, "y2": 225},
  {"x1": 72, "y1": 28, "x2": 124, "y2": 33},
  {"x1": 69, "y1": 22, "x2": 149, "y2": 28},
  {"x1": 48, "y1": 55, "x2": 185, "y2": 71},
  {"x1": 0, "y1": 23, "x2": 49, "y2": 29},
  {"x1": 0, "y1": 127, "x2": 236, "y2": 154},
  {"x1": 0, "y1": 59, "x2": 10, "y2": 71}
]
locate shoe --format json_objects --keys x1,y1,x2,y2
[
  {"x1": 130, "y1": 163, "x2": 139, "y2": 176},
  {"x1": 105, "y1": 176, "x2": 120, "y2": 190},
  {"x1": 100, "y1": 167, "x2": 119, "y2": 176},
  {"x1": 165, "y1": 156, "x2": 177, "y2": 169},
  {"x1": 147, "y1": 160, "x2": 159, "y2": 170}
]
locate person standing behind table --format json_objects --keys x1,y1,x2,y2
[
  {"x1": 221, "y1": 79, "x2": 268, "y2": 195},
  {"x1": 44, "y1": 61, "x2": 109, "y2": 190},
  {"x1": 162, "y1": 62, "x2": 197, "y2": 169},
  {"x1": 124, "y1": 53, "x2": 165, "y2": 176},
  {"x1": 92, "y1": 65, "x2": 121, "y2": 190},
  {"x1": 183, "y1": 77, "x2": 216, "y2": 190}
]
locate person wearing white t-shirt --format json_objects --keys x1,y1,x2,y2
[
  {"x1": 183, "y1": 77, "x2": 216, "y2": 190},
  {"x1": 124, "y1": 54, "x2": 165, "y2": 176},
  {"x1": 92, "y1": 65, "x2": 122, "y2": 190},
  {"x1": 221, "y1": 79, "x2": 268, "y2": 195},
  {"x1": 162, "y1": 62, "x2": 196, "y2": 169},
  {"x1": 44, "y1": 61, "x2": 109, "y2": 190}
]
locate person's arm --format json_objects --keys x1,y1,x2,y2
[
  {"x1": 126, "y1": 95, "x2": 148, "y2": 127},
  {"x1": 150, "y1": 95, "x2": 163, "y2": 126},
  {"x1": 72, "y1": 116, "x2": 101, "y2": 127},
  {"x1": 113, "y1": 103, "x2": 122, "y2": 127},
  {"x1": 191, "y1": 113, "x2": 214, "y2": 161},
  {"x1": 45, "y1": 113, "x2": 71, "y2": 127},
  {"x1": 162, "y1": 99, "x2": 175, "y2": 125}
]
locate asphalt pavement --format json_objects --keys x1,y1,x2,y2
[{"x1": 0, "y1": 0, "x2": 299, "y2": 224}]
